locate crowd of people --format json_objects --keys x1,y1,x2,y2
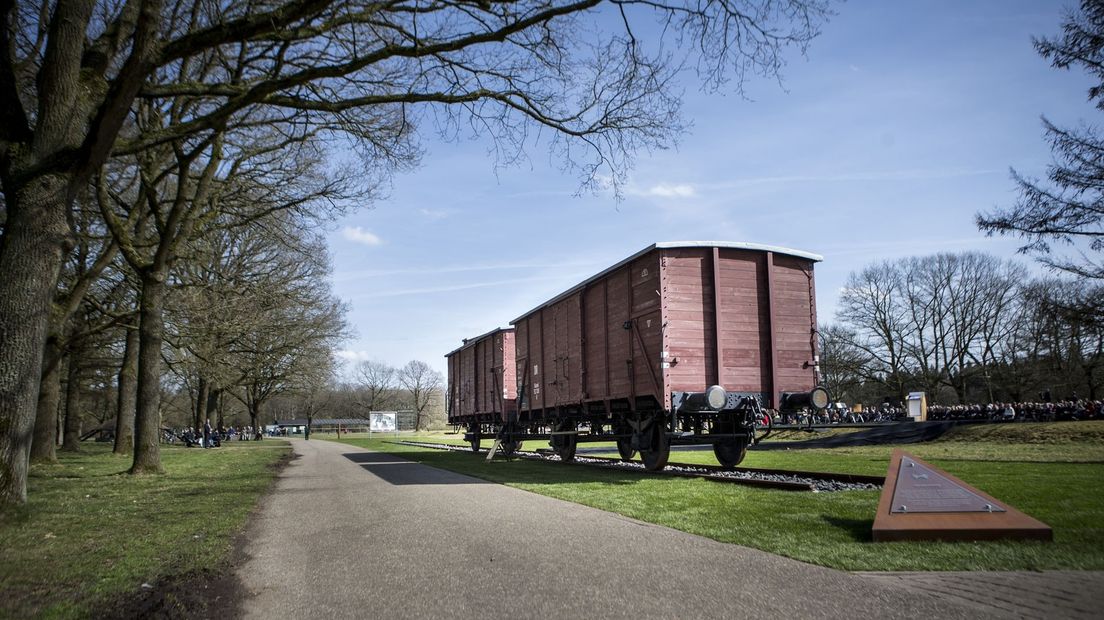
[
  {"x1": 773, "y1": 398, "x2": 1102, "y2": 425},
  {"x1": 926, "y1": 400, "x2": 1102, "y2": 422},
  {"x1": 165, "y1": 420, "x2": 260, "y2": 447}
]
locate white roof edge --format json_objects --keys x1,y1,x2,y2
[
  {"x1": 444, "y1": 326, "x2": 514, "y2": 358},
  {"x1": 510, "y1": 241, "x2": 822, "y2": 324},
  {"x1": 654, "y1": 241, "x2": 823, "y2": 262}
]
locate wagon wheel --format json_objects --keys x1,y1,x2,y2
[
  {"x1": 550, "y1": 422, "x2": 577, "y2": 461},
  {"x1": 469, "y1": 426, "x2": 481, "y2": 452},
  {"x1": 713, "y1": 439, "x2": 748, "y2": 470},
  {"x1": 616, "y1": 438, "x2": 636, "y2": 461},
  {"x1": 712, "y1": 418, "x2": 748, "y2": 470},
  {"x1": 639, "y1": 424, "x2": 670, "y2": 471},
  {"x1": 614, "y1": 420, "x2": 636, "y2": 461}
]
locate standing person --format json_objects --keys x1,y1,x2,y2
[{"x1": 203, "y1": 419, "x2": 212, "y2": 449}]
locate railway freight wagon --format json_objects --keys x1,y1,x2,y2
[
  {"x1": 456, "y1": 242, "x2": 830, "y2": 471},
  {"x1": 445, "y1": 328, "x2": 517, "y2": 429}
]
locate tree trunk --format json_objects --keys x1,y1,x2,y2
[
  {"x1": 953, "y1": 375, "x2": 968, "y2": 406},
  {"x1": 210, "y1": 389, "x2": 221, "y2": 429},
  {"x1": 31, "y1": 338, "x2": 63, "y2": 463},
  {"x1": 249, "y1": 401, "x2": 262, "y2": 440},
  {"x1": 194, "y1": 377, "x2": 208, "y2": 431},
  {"x1": 61, "y1": 354, "x2": 83, "y2": 452},
  {"x1": 113, "y1": 327, "x2": 138, "y2": 455},
  {"x1": 0, "y1": 176, "x2": 72, "y2": 505},
  {"x1": 130, "y1": 274, "x2": 167, "y2": 474}
]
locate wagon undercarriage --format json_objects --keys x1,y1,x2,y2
[{"x1": 463, "y1": 394, "x2": 769, "y2": 470}]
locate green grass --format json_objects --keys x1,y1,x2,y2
[
  {"x1": 330, "y1": 423, "x2": 1104, "y2": 572},
  {"x1": 0, "y1": 440, "x2": 290, "y2": 619}
]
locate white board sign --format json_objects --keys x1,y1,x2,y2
[{"x1": 370, "y1": 412, "x2": 397, "y2": 432}]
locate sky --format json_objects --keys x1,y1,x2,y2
[{"x1": 327, "y1": 0, "x2": 1095, "y2": 379}]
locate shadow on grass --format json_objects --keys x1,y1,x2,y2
[
  {"x1": 344, "y1": 447, "x2": 648, "y2": 487},
  {"x1": 820, "y1": 515, "x2": 874, "y2": 542}
]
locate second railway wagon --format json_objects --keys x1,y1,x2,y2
[{"x1": 445, "y1": 328, "x2": 517, "y2": 430}]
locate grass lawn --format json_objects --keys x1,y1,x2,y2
[
  {"x1": 0, "y1": 440, "x2": 290, "y2": 619},
  {"x1": 329, "y1": 422, "x2": 1104, "y2": 572}
]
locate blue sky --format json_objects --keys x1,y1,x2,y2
[{"x1": 327, "y1": 0, "x2": 1094, "y2": 378}]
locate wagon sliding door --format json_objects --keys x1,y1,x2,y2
[
  {"x1": 715, "y1": 249, "x2": 774, "y2": 404},
  {"x1": 548, "y1": 295, "x2": 583, "y2": 407},
  {"x1": 515, "y1": 312, "x2": 545, "y2": 415},
  {"x1": 627, "y1": 253, "x2": 663, "y2": 409}
]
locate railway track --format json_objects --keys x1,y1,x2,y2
[{"x1": 387, "y1": 441, "x2": 884, "y2": 492}]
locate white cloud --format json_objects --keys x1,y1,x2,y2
[
  {"x1": 635, "y1": 183, "x2": 697, "y2": 198},
  {"x1": 342, "y1": 226, "x2": 382, "y2": 246},
  {"x1": 419, "y1": 208, "x2": 451, "y2": 221},
  {"x1": 335, "y1": 349, "x2": 373, "y2": 362}
]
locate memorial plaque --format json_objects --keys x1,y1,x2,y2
[
  {"x1": 890, "y1": 456, "x2": 1006, "y2": 514},
  {"x1": 872, "y1": 450, "x2": 1052, "y2": 542}
]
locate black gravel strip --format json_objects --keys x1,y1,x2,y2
[
  {"x1": 387, "y1": 441, "x2": 881, "y2": 493},
  {"x1": 576, "y1": 453, "x2": 886, "y2": 486}
]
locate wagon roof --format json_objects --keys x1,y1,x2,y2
[
  {"x1": 444, "y1": 326, "x2": 514, "y2": 358},
  {"x1": 510, "y1": 241, "x2": 822, "y2": 324}
]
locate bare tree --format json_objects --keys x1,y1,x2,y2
[
  {"x1": 837, "y1": 262, "x2": 912, "y2": 400},
  {"x1": 398, "y1": 361, "x2": 443, "y2": 431},
  {"x1": 817, "y1": 323, "x2": 870, "y2": 403},
  {"x1": 354, "y1": 360, "x2": 399, "y2": 413},
  {"x1": 114, "y1": 324, "x2": 139, "y2": 455},
  {"x1": 896, "y1": 253, "x2": 1025, "y2": 403},
  {"x1": 836, "y1": 253, "x2": 1028, "y2": 405},
  {"x1": 959, "y1": 255, "x2": 1027, "y2": 401},
  {"x1": 220, "y1": 229, "x2": 349, "y2": 439}
]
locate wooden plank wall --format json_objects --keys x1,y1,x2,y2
[
  {"x1": 661, "y1": 249, "x2": 714, "y2": 395},
  {"x1": 446, "y1": 329, "x2": 516, "y2": 423},
  {"x1": 769, "y1": 254, "x2": 818, "y2": 396},
  {"x1": 500, "y1": 331, "x2": 517, "y2": 409},
  {"x1": 661, "y1": 247, "x2": 817, "y2": 406},
  {"x1": 447, "y1": 353, "x2": 459, "y2": 422},
  {"x1": 511, "y1": 245, "x2": 815, "y2": 415},
  {"x1": 717, "y1": 248, "x2": 772, "y2": 396},
  {"x1": 516, "y1": 251, "x2": 663, "y2": 413}
]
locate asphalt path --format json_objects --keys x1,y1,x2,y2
[{"x1": 237, "y1": 439, "x2": 1009, "y2": 619}]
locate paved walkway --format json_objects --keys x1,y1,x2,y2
[
  {"x1": 858, "y1": 571, "x2": 1103, "y2": 619},
  {"x1": 236, "y1": 439, "x2": 1102, "y2": 619}
]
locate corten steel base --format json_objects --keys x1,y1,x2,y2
[{"x1": 872, "y1": 449, "x2": 1052, "y2": 543}]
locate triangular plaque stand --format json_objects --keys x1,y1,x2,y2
[{"x1": 872, "y1": 450, "x2": 1052, "y2": 542}]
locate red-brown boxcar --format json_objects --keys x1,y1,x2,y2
[
  {"x1": 445, "y1": 327, "x2": 517, "y2": 451},
  {"x1": 507, "y1": 242, "x2": 827, "y2": 469}
]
